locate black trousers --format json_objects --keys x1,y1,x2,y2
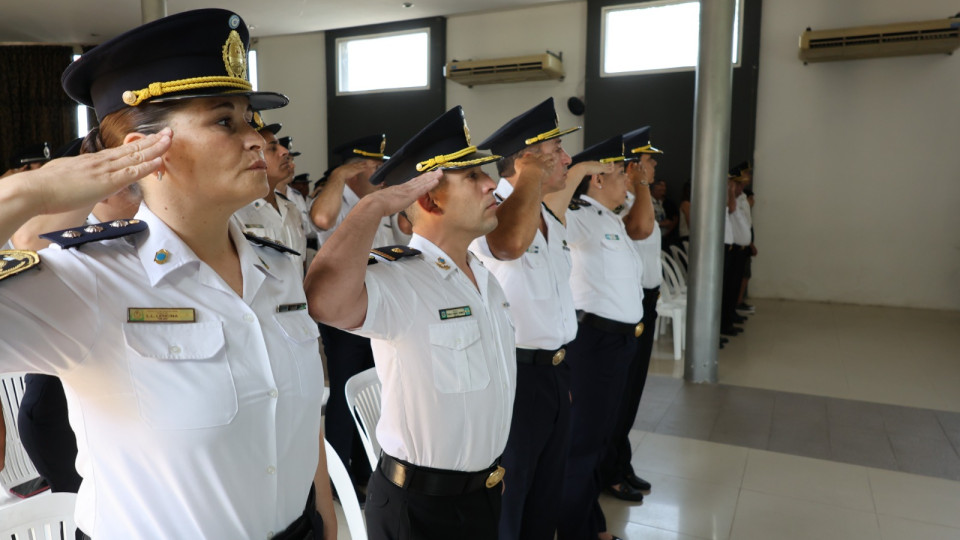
[
  {"x1": 721, "y1": 246, "x2": 748, "y2": 329},
  {"x1": 18, "y1": 374, "x2": 82, "y2": 493},
  {"x1": 498, "y1": 360, "x2": 572, "y2": 540},
  {"x1": 598, "y1": 287, "x2": 659, "y2": 488},
  {"x1": 365, "y1": 467, "x2": 502, "y2": 540},
  {"x1": 557, "y1": 323, "x2": 637, "y2": 540},
  {"x1": 318, "y1": 323, "x2": 375, "y2": 483}
]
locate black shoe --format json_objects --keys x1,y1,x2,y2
[
  {"x1": 606, "y1": 483, "x2": 644, "y2": 502},
  {"x1": 720, "y1": 337, "x2": 729, "y2": 344},
  {"x1": 733, "y1": 315, "x2": 748, "y2": 324},
  {"x1": 623, "y1": 472, "x2": 652, "y2": 491},
  {"x1": 720, "y1": 326, "x2": 743, "y2": 336}
]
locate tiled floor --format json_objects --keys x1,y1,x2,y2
[{"x1": 592, "y1": 298, "x2": 960, "y2": 539}]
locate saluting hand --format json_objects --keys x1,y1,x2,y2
[
  {"x1": 514, "y1": 151, "x2": 556, "y2": 186},
  {"x1": 369, "y1": 169, "x2": 442, "y2": 217},
  {"x1": 19, "y1": 129, "x2": 172, "y2": 216},
  {"x1": 329, "y1": 159, "x2": 378, "y2": 185}
]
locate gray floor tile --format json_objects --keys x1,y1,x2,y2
[
  {"x1": 827, "y1": 398, "x2": 886, "y2": 430},
  {"x1": 936, "y1": 411, "x2": 960, "y2": 454},
  {"x1": 655, "y1": 410, "x2": 719, "y2": 439},
  {"x1": 888, "y1": 434, "x2": 960, "y2": 481},
  {"x1": 769, "y1": 417, "x2": 832, "y2": 460},
  {"x1": 882, "y1": 406, "x2": 948, "y2": 439},
  {"x1": 709, "y1": 410, "x2": 772, "y2": 449},
  {"x1": 828, "y1": 424, "x2": 898, "y2": 470}
]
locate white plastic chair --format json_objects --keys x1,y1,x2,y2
[
  {"x1": 0, "y1": 491, "x2": 76, "y2": 539},
  {"x1": 660, "y1": 251, "x2": 687, "y2": 296},
  {"x1": 656, "y1": 253, "x2": 686, "y2": 360},
  {"x1": 343, "y1": 368, "x2": 382, "y2": 470},
  {"x1": 324, "y1": 439, "x2": 366, "y2": 539},
  {"x1": 1, "y1": 373, "x2": 44, "y2": 504},
  {"x1": 669, "y1": 244, "x2": 688, "y2": 280}
]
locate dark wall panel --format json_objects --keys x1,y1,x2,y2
[
  {"x1": 585, "y1": 0, "x2": 763, "y2": 198},
  {"x1": 325, "y1": 17, "x2": 446, "y2": 159}
]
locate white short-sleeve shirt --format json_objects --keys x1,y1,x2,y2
[
  {"x1": 351, "y1": 234, "x2": 517, "y2": 472},
  {"x1": 621, "y1": 192, "x2": 663, "y2": 289},
  {"x1": 469, "y1": 179, "x2": 578, "y2": 350},
  {"x1": 566, "y1": 195, "x2": 644, "y2": 324},
  {"x1": 315, "y1": 185, "x2": 397, "y2": 250},
  {"x1": 232, "y1": 194, "x2": 308, "y2": 273},
  {"x1": 0, "y1": 204, "x2": 324, "y2": 540}
]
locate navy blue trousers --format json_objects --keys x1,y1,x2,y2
[
  {"x1": 557, "y1": 323, "x2": 637, "y2": 540},
  {"x1": 498, "y1": 359, "x2": 572, "y2": 540},
  {"x1": 18, "y1": 374, "x2": 81, "y2": 493}
]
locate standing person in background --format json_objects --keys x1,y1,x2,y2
[
  {"x1": 0, "y1": 9, "x2": 336, "y2": 538},
  {"x1": 469, "y1": 97, "x2": 580, "y2": 540},
  {"x1": 559, "y1": 134, "x2": 646, "y2": 540},
  {"x1": 599, "y1": 126, "x2": 661, "y2": 506},
  {"x1": 679, "y1": 180, "x2": 691, "y2": 246},
  {"x1": 737, "y1": 165, "x2": 757, "y2": 313},
  {"x1": 305, "y1": 106, "x2": 516, "y2": 540},
  {"x1": 651, "y1": 179, "x2": 679, "y2": 246}
]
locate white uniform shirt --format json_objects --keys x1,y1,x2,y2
[
  {"x1": 232, "y1": 195, "x2": 307, "y2": 273},
  {"x1": 315, "y1": 185, "x2": 396, "y2": 249},
  {"x1": 0, "y1": 204, "x2": 324, "y2": 540},
  {"x1": 731, "y1": 192, "x2": 752, "y2": 246},
  {"x1": 351, "y1": 234, "x2": 516, "y2": 472},
  {"x1": 724, "y1": 208, "x2": 734, "y2": 245},
  {"x1": 470, "y1": 179, "x2": 578, "y2": 350},
  {"x1": 566, "y1": 195, "x2": 644, "y2": 324},
  {"x1": 285, "y1": 186, "x2": 317, "y2": 240},
  {"x1": 621, "y1": 192, "x2": 662, "y2": 289}
]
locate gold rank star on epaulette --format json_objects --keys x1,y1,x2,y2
[
  {"x1": 243, "y1": 232, "x2": 302, "y2": 256},
  {"x1": 370, "y1": 245, "x2": 422, "y2": 262},
  {"x1": 0, "y1": 249, "x2": 40, "y2": 282},
  {"x1": 39, "y1": 219, "x2": 148, "y2": 249}
]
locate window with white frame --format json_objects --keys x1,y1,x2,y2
[
  {"x1": 601, "y1": 0, "x2": 742, "y2": 77},
  {"x1": 336, "y1": 28, "x2": 430, "y2": 95}
]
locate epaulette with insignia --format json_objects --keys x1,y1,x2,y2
[
  {"x1": 370, "y1": 245, "x2": 421, "y2": 262},
  {"x1": 568, "y1": 198, "x2": 592, "y2": 211},
  {"x1": 494, "y1": 193, "x2": 505, "y2": 203},
  {"x1": 275, "y1": 191, "x2": 290, "y2": 201},
  {"x1": 0, "y1": 249, "x2": 40, "y2": 282},
  {"x1": 40, "y1": 219, "x2": 147, "y2": 249},
  {"x1": 244, "y1": 233, "x2": 302, "y2": 256}
]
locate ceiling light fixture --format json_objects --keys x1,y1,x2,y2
[{"x1": 402, "y1": 2, "x2": 414, "y2": 7}]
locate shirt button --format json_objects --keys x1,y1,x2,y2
[
  {"x1": 243, "y1": 314, "x2": 255, "y2": 322},
  {"x1": 169, "y1": 345, "x2": 181, "y2": 354},
  {"x1": 269, "y1": 389, "x2": 279, "y2": 398},
  {"x1": 266, "y1": 465, "x2": 276, "y2": 475}
]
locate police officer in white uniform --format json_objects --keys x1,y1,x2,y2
[
  {"x1": 233, "y1": 116, "x2": 307, "y2": 275},
  {"x1": 469, "y1": 98, "x2": 579, "y2": 540},
  {"x1": 722, "y1": 163, "x2": 751, "y2": 335},
  {"x1": 0, "y1": 10, "x2": 335, "y2": 539},
  {"x1": 559, "y1": 134, "x2": 647, "y2": 540},
  {"x1": 305, "y1": 106, "x2": 516, "y2": 540},
  {"x1": 599, "y1": 127, "x2": 663, "y2": 506}
]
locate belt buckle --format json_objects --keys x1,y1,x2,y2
[
  {"x1": 551, "y1": 348, "x2": 566, "y2": 365},
  {"x1": 634, "y1": 322, "x2": 644, "y2": 337},
  {"x1": 485, "y1": 466, "x2": 506, "y2": 489}
]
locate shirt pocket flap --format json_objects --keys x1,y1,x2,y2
[
  {"x1": 123, "y1": 322, "x2": 225, "y2": 360},
  {"x1": 428, "y1": 319, "x2": 481, "y2": 351},
  {"x1": 275, "y1": 311, "x2": 322, "y2": 343}
]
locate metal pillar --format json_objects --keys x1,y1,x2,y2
[
  {"x1": 685, "y1": 0, "x2": 736, "y2": 383},
  {"x1": 141, "y1": 0, "x2": 167, "y2": 23}
]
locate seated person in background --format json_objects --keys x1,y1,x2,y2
[{"x1": 305, "y1": 106, "x2": 516, "y2": 540}]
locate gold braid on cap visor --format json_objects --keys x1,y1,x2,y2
[
  {"x1": 121, "y1": 76, "x2": 253, "y2": 107},
  {"x1": 525, "y1": 128, "x2": 560, "y2": 146},
  {"x1": 416, "y1": 146, "x2": 500, "y2": 172},
  {"x1": 630, "y1": 144, "x2": 664, "y2": 154},
  {"x1": 599, "y1": 156, "x2": 626, "y2": 164},
  {"x1": 353, "y1": 149, "x2": 386, "y2": 159}
]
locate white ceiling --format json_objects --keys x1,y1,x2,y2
[{"x1": 0, "y1": 0, "x2": 575, "y2": 44}]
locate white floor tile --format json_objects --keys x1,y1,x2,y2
[
  {"x1": 878, "y1": 514, "x2": 960, "y2": 540},
  {"x1": 633, "y1": 433, "x2": 748, "y2": 488},
  {"x1": 728, "y1": 490, "x2": 880, "y2": 540},
  {"x1": 869, "y1": 468, "x2": 960, "y2": 529},
  {"x1": 741, "y1": 449, "x2": 875, "y2": 512}
]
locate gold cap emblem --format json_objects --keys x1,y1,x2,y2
[{"x1": 222, "y1": 30, "x2": 247, "y2": 79}]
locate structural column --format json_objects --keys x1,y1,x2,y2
[{"x1": 685, "y1": 0, "x2": 736, "y2": 383}]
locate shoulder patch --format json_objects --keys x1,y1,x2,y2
[
  {"x1": 40, "y1": 219, "x2": 147, "y2": 249},
  {"x1": 244, "y1": 233, "x2": 302, "y2": 256},
  {"x1": 568, "y1": 198, "x2": 592, "y2": 211},
  {"x1": 0, "y1": 249, "x2": 40, "y2": 282},
  {"x1": 370, "y1": 245, "x2": 421, "y2": 262}
]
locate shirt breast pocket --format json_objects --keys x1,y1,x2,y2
[
  {"x1": 123, "y1": 322, "x2": 238, "y2": 430},
  {"x1": 274, "y1": 311, "x2": 324, "y2": 396},
  {"x1": 601, "y1": 236, "x2": 634, "y2": 281},
  {"x1": 428, "y1": 319, "x2": 490, "y2": 394},
  {"x1": 521, "y1": 251, "x2": 552, "y2": 299}
]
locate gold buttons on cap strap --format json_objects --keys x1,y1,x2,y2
[
  {"x1": 486, "y1": 466, "x2": 506, "y2": 489},
  {"x1": 552, "y1": 348, "x2": 566, "y2": 366},
  {"x1": 635, "y1": 322, "x2": 645, "y2": 337}
]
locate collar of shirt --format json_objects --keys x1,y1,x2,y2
[
  {"x1": 408, "y1": 234, "x2": 490, "y2": 297},
  {"x1": 580, "y1": 194, "x2": 621, "y2": 220},
  {"x1": 494, "y1": 177, "x2": 514, "y2": 200},
  {"x1": 135, "y1": 204, "x2": 280, "y2": 289}
]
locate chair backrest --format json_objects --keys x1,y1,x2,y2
[
  {"x1": 1, "y1": 373, "x2": 41, "y2": 494},
  {"x1": 0, "y1": 492, "x2": 77, "y2": 539},
  {"x1": 343, "y1": 368, "x2": 382, "y2": 469},
  {"x1": 323, "y1": 439, "x2": 366, "y2": 539},
  {"x1": 660, "y1": 252, "x2": 685, "y2": 301},
  {"x1": 669, "y1": 245, "x2": 689, "y2": 279}
]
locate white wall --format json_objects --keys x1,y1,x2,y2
[
  {"x1": 446, "y1": 2, "x2": 587, "y2": 155},
  {"x1": 254, "y1": 33, "x2": 328, "y2": 181},
  {"x1": 752, "y1": 0, "x2": 960, "y2": 310}
]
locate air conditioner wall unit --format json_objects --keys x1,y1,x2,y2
[
  {"x1": 799, "y1": 16, "x2": 960, "y2": 63},
  {"x1": 445, "y1": 53, "x2": 564, "y2": 86}
]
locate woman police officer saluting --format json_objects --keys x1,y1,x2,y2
[{"x1": 0, "y1": 9, "x2": 335, "y2": 540}]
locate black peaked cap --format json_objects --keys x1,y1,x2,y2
[{"x1": 477, "y1": 97, "x2": 580, "y2": 158}]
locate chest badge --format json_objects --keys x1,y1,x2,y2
[
  {"x1": 604, "y1": 234, "x2": 621, "y2": 241},
  {"x1": 128, "y1": 308, "x2": 196, "y2": 323}
]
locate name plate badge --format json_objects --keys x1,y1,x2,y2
[
  {"x1": 278, "y1": 303, "x2": 308, "y2": 313},
  {"x1": 127, "y1": 308, "x2": 196, "y2": 323},
  {"x1": 439, "y1": 306, "x2": 472, "y2": 320}
]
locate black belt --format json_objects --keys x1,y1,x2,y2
[
  {"x1": 379, "y1": 453, "x2": 505, "y2": 496},
  {"x1": 725, "y1": 244, "x2": 748, "y2": 251},
  {"x1": 577, "y1": 311, "x2": 644, "y2": 338},
  {"x1": 516, "y1": 346, "x2": 566, "y2": 366}
]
